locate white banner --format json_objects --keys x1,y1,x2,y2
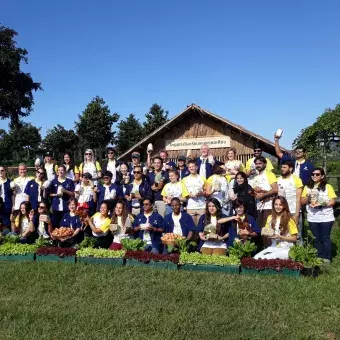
[{"x1": 165, "y1": 136, "x2": 230, "y2": 150}]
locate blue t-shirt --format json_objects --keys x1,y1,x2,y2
[
  {"x1": 60, "y1": 212, "x2": 82, "y2": 230},
  {"x1": 147, "y1": 171, "x2": 169, "y2": 201},
  {"x1": 49, "y1": 178, "x2": 75, "y2": 211},
  {"x1": 163, "y1": 212, "x2": 196, "y2": 237},
  {"x1": 24, "y1": 179, "x2": 42, "y2": 210},
  {"x1": 281, "y1": 155, "x2": 314, "y2": 185}
]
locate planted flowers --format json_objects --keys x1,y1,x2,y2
[{"x1": 241, "y1": 258, "x2": 304, "y2": 272}]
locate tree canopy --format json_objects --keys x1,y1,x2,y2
[
  {"x1": 0, "y1": 25, "x2": 42, "y2": 127},
  {"x1": 143, "y1": 103, "x2": 169, "y2": 137}
]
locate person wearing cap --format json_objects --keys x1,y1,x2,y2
[
  {"x1": 195, "y1": 144, "x2": 216, "y2": 180},
  {"x1": 79, "y1": 149, "x2": 102, "y2": 184},
  {"x1": 128, "y1": 151, "x2": 143, "y2": 175},
  {"x1": 177, "y1": 155, "x2": 190, "y2": 180},
  {"x1": 245, "y1": 144, "x2": 274, "y2": 187},
  {"x1": 75, "y1": 172, "x2": 97, "y2": 215},
  {"x1": 125, "y1": 165, "x2": 152, "y2": 215},
  {"x1": 147, "y1": 156, "x2": 169, "y2": 217},
  {"x1": 44, "y1": 151, "x2": 57, "y2": 182},
  {"x1": 96, "y1": 171, "x2": 123, "y2": 213},
  {"x1": 101, "y1": 146, "x2": 120, "y2": 184}
]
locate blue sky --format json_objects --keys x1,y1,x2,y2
[{"x1": 2, "y1": 0, "x2": 340, "y2": 148}]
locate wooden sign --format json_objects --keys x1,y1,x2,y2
[{"x1": 165, "y1": 136, "x2": 230, "y2": 150}]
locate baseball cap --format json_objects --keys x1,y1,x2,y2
[{"x1": 178, "y1": 155, "x2": 186, "y2": 161}]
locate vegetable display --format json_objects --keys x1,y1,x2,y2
[
  {"x1": 0, "y1": 243, "x2": 37, "y2": 255},
  {"x1": 36, "y1": 247, "x2": 77, "y2": 257},
  {"x1": 241, "y1": 258, "x2": 304, "y2": 271},
  {"x1": 35, "y1": 236, "x2": 50, "y2": 248},
  {"x1": 79, "y1": 237, "x2": 97, "y2": 249},
  {"x1": 179, "y1": 252, "x2": 240, "y2": 266},
  {"x1": 120, "y1": 238, "x2": 146, "y2": 251},
  {"x1": 228, "y1": 240, "x2": 257, "y2": 260},
  {"x1": 77, "y1": 248, "x2": 125, "y2": 258},
  {"x1": 161, "y1": 233, "x2": 185, "y2": 245},
  {"x1": 4, "y1": 234, "x2": 20, "y2": 244},
  {"x1": 125, "y1": 250, "x2": 179, "y2": 264}
]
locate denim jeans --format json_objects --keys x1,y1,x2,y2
[
  {"x1": 144, "y1": 245, "x2": 159, "y2": 254},
  {"x1": 309, "y1": 221, "x2": 334, "y2": 260}
]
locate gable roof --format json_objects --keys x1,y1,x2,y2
[{"x1": 118, "y1": 103, "x2": 289, "y2": 159}]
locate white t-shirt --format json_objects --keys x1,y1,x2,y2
[
  {"x1": 13, "y1": 177, "x2": 31, "y2": 210},
  {"x1": 45, "y1": 163, "x2": 55, "y2": 182},
  {"x1": 202, "y1": 215, "x2": 226, "y2": 249},
  {"x1": 106, "y1": 160, "x2": 117, "y2": 183},
  {"x1": 277, "y1": 175, "x2": 302, "y2": 214},
  {"x1": 75, "y1": 184, "x2": 93, "y2": 204},
  {"x1": 172, "y1": 213, "x2": 182, "y2": 235},
  {"x1": 182, "y1": 175, "x2": 206, "y2": 210},
  {"x1": 143, "y1": 213, "x2": 152, "y2": 244}
]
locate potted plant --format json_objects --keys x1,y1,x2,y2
[
  {"x1": 124, "y1": 250, "x2": 179, "y2": 270},
  {"x1": 77, "y1": 248, "x2": 125, "y2": 266},
  {"x1": 241, "y1": 258, "x2": 304, "y2": 277},
  {"x1": 179, "y1": 252, "x2": 240, "y2": 273},
  {"x1": 288, "y1": 231, "x2": 323, "y2": 277},
  {"x1": 35, "y1": 246, "x2": 77, "y2": 263}
]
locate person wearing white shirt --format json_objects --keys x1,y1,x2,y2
[{"x1": 11, "y1": 163, "x2": 33, "y2": 211}]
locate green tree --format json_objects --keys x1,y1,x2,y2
[
  {"x1": 6, "y1": 121, "x2": 42, "y2": 160},
  {"x1": 0, "y1": 25, "x2": 42, "y2": 127},
  {"x1": 75, "y1": 96, "x2": 119, "y2": 160},
  {"x1": 143, "y1": 103, "x2": 169, "y2": 137},
  {"x1": 43, "y1": 125, "x2": 79, "y2": 161},
  {"x1": 293, "y1": 104, "x2": 340, "y2": 170},
  {"x1": 116, "y1": 113, "x2": 144, "y2": 154}
]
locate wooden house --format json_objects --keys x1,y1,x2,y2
[{"x1": 118, "y1": 104, "x2": 289, "y2": 164}]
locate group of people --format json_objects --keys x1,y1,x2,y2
[{"x1": 0, "y1": 136, "x2": 337, "y2": 263}]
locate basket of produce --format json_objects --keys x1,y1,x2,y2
[
  {"x1": 51, "y1": 227, "x2": 74, "y2": 240},
  {"x1": 161, "y1": 233, "x2": 185, "y2": 246}
]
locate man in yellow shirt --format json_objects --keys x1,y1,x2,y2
[
  {"x1": 252, "y1": 156, "x2": 278, "y2": 236},
  {"x1": 245, "y1": 144, "x2": 274, "y2": 187}
]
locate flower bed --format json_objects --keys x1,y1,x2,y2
[
  {"x1": 0, "y1": 243, "x2": 37, "y2": 261},
  {"x1": 179, "y1": 252, "x2": 240, "y2": 274},
  {"x1": 77, "y1": 248, "x2": 125, "y2": 266},
  {"x1": 36, "y1": 247, "x2": 77, "y2": 263},
  {"x1": 124, "y1": 251, "x2": 179, "y2": 270},
  {"x1": 241, "y1": 258, "x2": 303, "y2": 277}
]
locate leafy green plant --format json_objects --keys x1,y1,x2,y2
[
  {"x1": 179, "y1": 252, "x2": 240, "y2": 266},
  {"x1": 34, "y1": 236, "x2": 50, "y2": 248},
  {"x1": 77, "y1": 248, "x2": 125, "y2": 258},
  {"x1": 167, "y1": 239, "x2": 197, "y2": 253},
  {"x1": 0, "y1": 243, "x2": 37, "y2": 255},
  {"x1": 121, "y1": 238, "x2": 146, "y2": 251},
  {"x1": 288, "y1": 230, "x2": 323, "y2": 268},
  {"x1": 228, "y1": 240, "x2": 257, "y2": 260},
  {"x1": 4, "y1": 234, "x2": 20, "y2": 244},
  {"x1": 79, "y1": 237, "x2": 97, "y2": 249}
]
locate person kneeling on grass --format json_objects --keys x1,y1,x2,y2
[
  {"x1": 254, "y1": 196, "x2": 297, "y2": 260},
  {"x1": 53, "y1": 198, "x2": 82, "y2": 247},
  {"x1": 132, "y1": 197, "x2": 164, "y2": 254},
  {"x1": 163, "y1": 198, "x2": 195, "y2": 240},
  {"x1": 33, "y1": 201, "x2": 53, "y2": 240},
  {"x1": 197, "y1": 198, "x2": 230, "y2": 256},
  {"x1": 9, "y1": 201, "x2": 36, "y2": 243},
  {"x1": 109, "y1": 200, "x2": 134, "y2": 250},
  {"x1": 84, "y1": 202, "x2": 112, "y2": 248},
  {"x1": 218, "y1": 198, "x2": 260, "y2": 246}
]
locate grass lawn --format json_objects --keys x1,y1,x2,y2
[{"x1": 1, "y1": 229, "x2": 340, "y2": 340}]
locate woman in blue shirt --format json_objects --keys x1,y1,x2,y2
[
  {"x1": 132, "y1": 197, "x2": 164, "y2": 253},
  {"x1": 49, "y1": 165, "x2": 75, "y2": 227}
]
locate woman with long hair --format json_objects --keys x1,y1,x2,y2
[
  {"x1": 223, "y1": 148, "x2": 244, "y2": 182},
  {"x1": 218, "y1": 198, "x2": 260, "y2": 246},
  {"x1": 33, "y1": 201, "x2": 53, "y2": 240},
  {"x1": 231, "y1": 171, "x2": 256, "y2": 217},
  {"x1": 109, "y1": 200, "x2": 134, "y2": 250},
  {"x1": 197, "y1": 198, "x2": 230, "y2": 255},
  {"x1": 301, "y1": 167, "x2": 337, "y2": 263},
  {"x1": 63, "y1": 153, "x2": 80, "y2": 182},
  {"x1": 205, "y1": 164, "x2": 231, "y2": 216},
  {"x1": 117, "y1": 162, "x2": 132, "y2": 195},
  {"x1": 9, "y1": 201, "x2": 36, "y2": 243},
  {"x1": 85, "y1": 202, "x2": 112, "y2": 248},
  {"x1": 254, "y1": 196, "x2": 298, "y2": 259},
  {"x1": 79, "y1": 149, "x2": 102, "y2": 184}
]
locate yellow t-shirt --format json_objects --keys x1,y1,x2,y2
[
  {"x1": 302, "y1": 183, "x2": 337, "y2": 200},
  {"x1": 55, "y1": 164, "x2": 79, "y2": 174},
  {"x1": 161, "y1": 182, "x2": 189, "y2": 198},
  {"x1": 245, "y1": 157, "x2": 274, "y2": 172},
  {"x1": 91, "y1": 212, "x2": 111, "y2": 234},
  {"x1": 265, "y1": 215, "x2": 298, "y2": 235},
  {"x1": 79, "y1": 161, "x2": 102, "y2": 174}
]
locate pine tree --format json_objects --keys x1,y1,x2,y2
[
  {"x1": 116, "y1": 113, "x2": 144, "y2": 154},
  {"x1": 143, "y1": 103, "x2": 169, "y2": 137}
]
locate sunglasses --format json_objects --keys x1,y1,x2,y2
[
  {"x1": 103, "y1": 176, "x2": 110, "y2": 180},
  {"x1": 38, "y1": 206, "x2": 46, "y2": 209},
  {"x1": 312, "y1": 173, "x2": 321, "y2": 177},
  {"x1": 108, "y1": 152, "x2": 114, "y2": 154},
  {"x1": 254, "y1": 149, "x2": 262, "y2": 152},
  {"x1": 133, "y1": 171, "x2": 141, "y2": 174},
  {"x1": 37, "y1": 171, "x2": 44, "y2": 175},
  {"x1": 85, "y1": 153, "x2": 92, "y2": 156}
]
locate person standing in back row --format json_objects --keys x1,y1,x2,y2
[
  {"x1": 196, "y1": 144, "x2": 215, "y2": 179},
  {"x1": 245, "y1": 144, "x2": 274, "y2": 187},
  {"x1": 274, "y1": 135, "x2": 314, "y2": 185}
]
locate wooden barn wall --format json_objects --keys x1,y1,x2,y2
[{"x1": 149, "y1": 114, "x2": 254, "y2": 163}]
